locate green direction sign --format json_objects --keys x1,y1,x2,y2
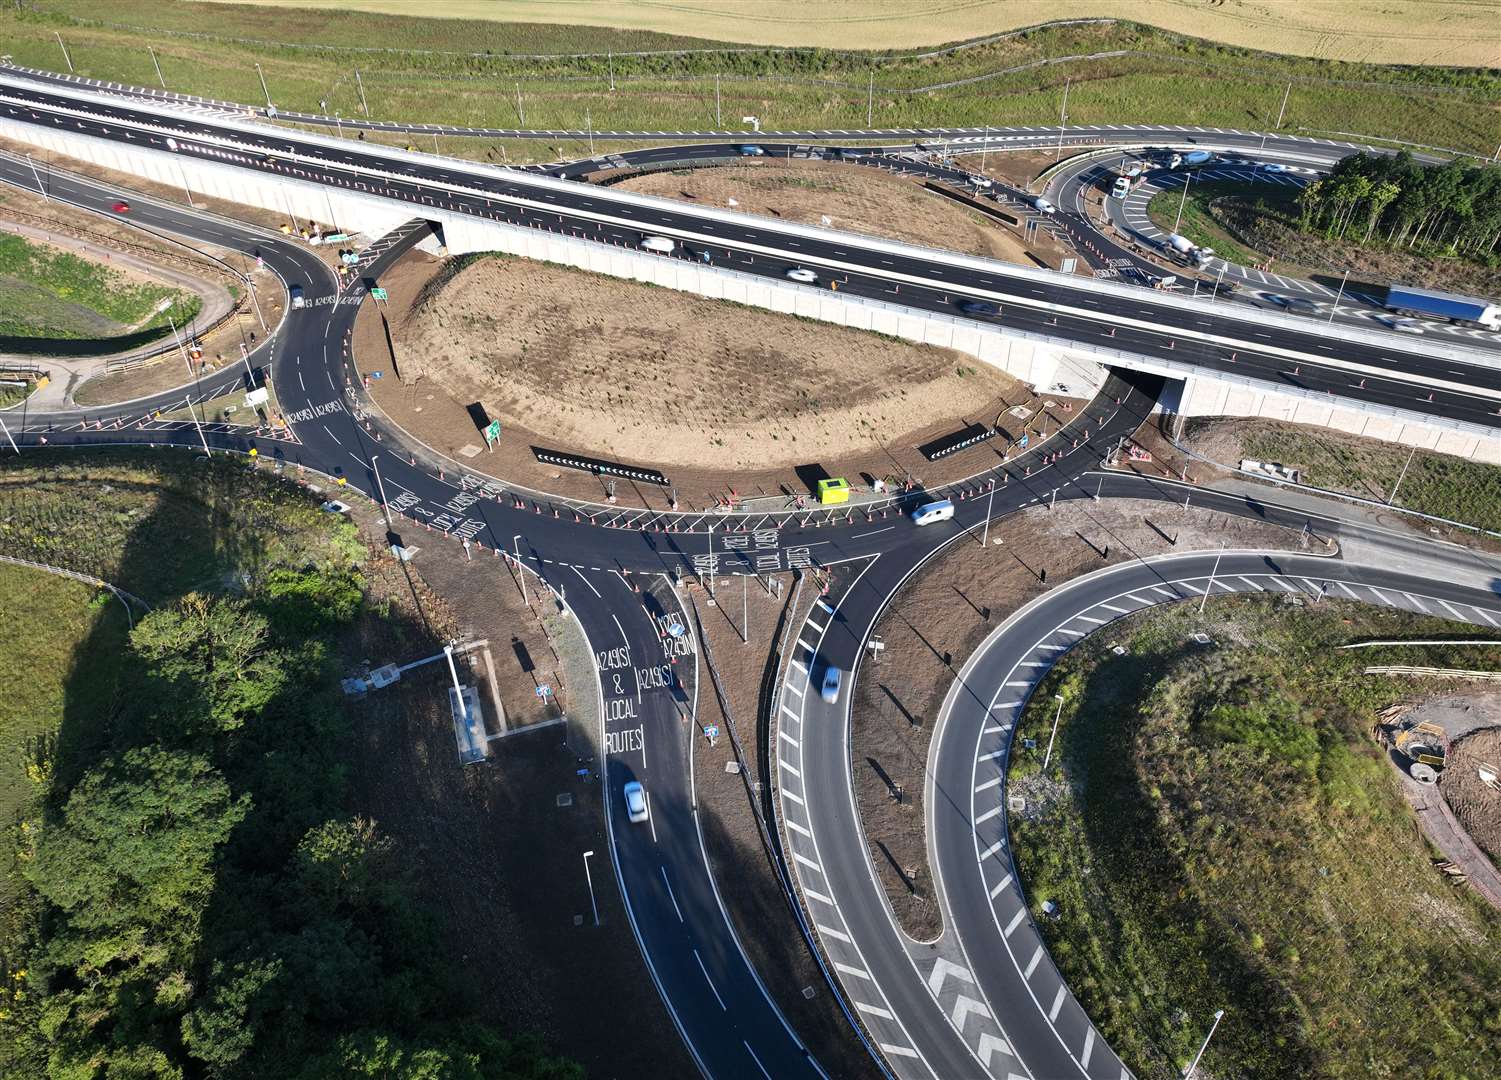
[
  {"x1": 483, "y1": 420, "x2": 502, "y2": 445},
  {"x1": 370, "y1": 286, "x2": 389, "y2": 301}
]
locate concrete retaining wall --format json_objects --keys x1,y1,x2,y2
[{"x1": 1180, "y1": 374, "x2": 1499, "y2": 463}]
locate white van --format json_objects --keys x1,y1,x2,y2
[
  {"x1": 1111, "y1": 176, "x2": 1132, "y2": 199},
  {"x1": 910, "y1": 499, "x2": 955, "y2": 526},
  {"x1": 640, "y1": 235, "x2": 675, "y2": 254}
]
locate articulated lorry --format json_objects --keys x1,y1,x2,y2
[{"x1": 1383, "y1": 285, "x2": 1501, "y2": 330}]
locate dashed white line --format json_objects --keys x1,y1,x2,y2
[
  {"x1": 660, "y1": 866, "x2": 683, "y2": 922},
  {"x1": 1023, "y1": 945, "x2": 1044, "y2": 979},
  {"x1": 989, "y1": 872, "x2": 1013, "y2": 899},
  {"x1": 856, "y1": 1001, "x2": 895, "y2": 1020},
  {"x1": 816, "y1": 923, "x2": 852, "y2": 943},
  {"x1": 792, "y1": 850, "x2": 821, "y2": 872},
  {"x1": 981, "y1": 840, "x2": 1005, "y2": 860},
  {"x1": 1049, "y1": 985, "x2": 1067, "y2": 1021},
  {"x1": 693, "y1": 949, "x2": 727, "y2": 1010},
  {"x1": 1003, "y1": 907, "x2": 1027, "y2": 937},
  {"x1": 804, "y1": 887, "x2": 834, "y2": 905},
  {"x1": 835, "y1": 962, "x2": 871, "y2": 980},
  {"x1": 975, "y1": 776, "x2": 1002, "y2": 792}
]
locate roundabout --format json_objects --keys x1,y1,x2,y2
[{"x1": 0, "y1": 61, "x2": 1498, "y2": 1080}]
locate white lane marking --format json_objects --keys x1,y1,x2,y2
[
  {"x1": 989, "y1": 873, "x2": 1014, "y2": 899},
  {"x1": 570, "y1": 565, "x2": 602, "y2": 597},
  {"x1": 1077, "y1": 615, "x2": 1105, "y2": 624},
  {"x1": 975, "y1": 805, "x2": 1002, "y2": 824},
  {"x1": 1049, "y1": 985, "x2": 1067, "y2": 1021},
  {"x1": 1003, "y1": 907, "x2": 1027, "y2": 937},
  {"x1": 980, "y1": 749, "x2": 1004, "y2": 761},
  {"x1": 780, "y1": 760, "x2": 801, "y2": 778},
  {"x1": 792, "y1": 851, "x2": 821, "y2": 872},
  {"x1": 782, "y1": 788, "x2": 804, "y2": 805},
  {"x1": 797, "y1": 638, "x2": 817, "y2": 654},
  {"x1": 1334, "y1": 580, "x2": 1360, "y2": 599},
  {"x1": 1439, "y1": 599, "x2": 1466, "y2": 620},
  {"x1": 323, "y1": 425, "x2": 341, "y2": 446},
  {"x1": 1004, "y1": 680, "x2": 1030, "y2": 687},
  {"x1": 1474, "y1": 607, "x2": 1500, "y2": 627},
  {"x1": 835, "y1": 962, "x2": 871, "y2": 980},
  {"x1": 804, "y1": 887, "x2": 834, "y2": 905},
  {"x1": 1023, "y1": 945, "x2": 1044, "y2": 979},
  {"x1": 879, "y1": 1044, "x2": 920, "y2": 1059},
  {"x1": 817, "y1": 923, "x2": 852, "y2": 943},
  {"x1": 806, "y1": 619, "x2": 827, "y2": 634},
  {"x1": 975, "y1": 776, "x2": 1002, "y2": 792},
  {"x1": 781, "y1": 702, "x2": 801, "y2": 720},
  {"x1": 981, "y1": 840, "x2": 1004, "y2": 860},
  {"x1": 1082, "y1": 1027, "x2": 1096, "y2": 1069},
  {"x1": 786, "y1": 818, "x2": 812, "y2": 838},
  {"x1": 779, "y1": 729, "x2": 800, "y2": 749},
  {"x1": 983, "y1": 724, "x2": 1005, "y2": 735},
  {"x1": 1404, "y1": 591, "x2": 1430, "y2": 612},
  {"x1": 660, "y1": 866, "x2": 683, "y2": 922},
  {"x1": 1368, "y1": 585, "x2": 1396, "y2": 606},
  {"x1": 856, "y1": 1001, "x2": 895, "y2": 1019},
  {"x1": 1099, "y1": 602, "x2": 1128, "y2": 613},
  {"x1": 743, "y1": 1041, "x2": 773, "y2": 1080},
  {"x1": 784, "y1": 681, "x2": 804, "y2": 698},
  {"x1": 1236, "y1": 576, "x2": 1264, "y2": 591},
  {"x1": 693, "y1": 949, "x2": 727, "y2": 1010},
  {"x1": 854, "y1": 526, "x2": 895, "y2": 539},
  {"x1": 816, "y1": 599, "x2": 835, "y2": 614}
]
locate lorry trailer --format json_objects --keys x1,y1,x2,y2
[{"x1": 1383, "y1": 284, "x2": 1501, "y2": 330}]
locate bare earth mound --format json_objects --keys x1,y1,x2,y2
[
  {"x1": 617, "y1": 160, "x2": 1040, "y2": 265},
  {"x1": 1442, "y1": 725, "x2": 1501, "y2": 871},
  {"x1": 395, "y1": 254, "x2": 1021, "y2": 471}
]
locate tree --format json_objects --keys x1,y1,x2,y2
[{"x1": 128, "y1": 594, "x2": 285, "y2": 736}]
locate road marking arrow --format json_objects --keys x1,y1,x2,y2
[
  {"x1": 951, "y1": 993, "x2": 991, "y2": 1031},
  {"x1": 927, "y1": 957, "x2": 974, "y2": 996},
  {"x1": 976, "y1": 1032, "x2": 1013, "y2": 1067}
]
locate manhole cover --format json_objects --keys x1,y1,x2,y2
[
  {"x1": 556, "y1": 793, "x2": 574, "y2": 807},
  {"x1": 457, "y1": 444, "x2": 483, "y2": 458}
]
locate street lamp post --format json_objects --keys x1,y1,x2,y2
[
  {"x1": 1388, "y1": 446, "x2": 1418, "y2": 506},
  {"x1": 1172, "y1": 169, "x2": 1193, "y2": 235},
  {"x1": 1199, "y1": 542, "x2": 1226, "y2": 614},
  {"x1": 1054, "y1": 77, "x2": 1071, "y2": 160},
  {"x1": 148, "y1": 45, "x2": 166, "y2": 88},
  {"x1": 582, "y1": 850, "x2": 600, "y2": 927},
  {"x1": 1328, "y1": 267, "x2": 1350, "y2": 324},
  {"x1": 1042, "y1": 694, "x2": 1065, "y2": 770},
  {"x1": 24, "y1": 153, "x2": 46, "y2": 202},
  {"x1": 981, "y1": 481, "x2": 995, "y2": 547},
  {"x1": 370, "y1": 454, "x2": 392, "y2": 526},
  {"x1": 54, "y1": 32, "x2": 73, "y2": 74},
  {"x1": 1184, "y1": 1009, "x2": 1225, "y2": 1079},
  {"x1": 168, "y1": 314, "x2": 212, "y2": 457},
  {"x1": 255, "y1": 62, "x2": 272, "y2": 110}
]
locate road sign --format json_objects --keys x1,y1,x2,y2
[
  {"x1": 370, "y1": 286, "x2": 388, "y2": 301},
  {"x1": 483, "y1": 419, "x2": 503, "y2": 445},
  {"x1": 536, "y1": 684, "x2": 553, "y2": 699},
  {"x1": 704, "y1": 725, "x2": 720, "y2": 740}
]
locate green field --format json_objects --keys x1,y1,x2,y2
[
  {"x1": 1009, "y1": 594, "x2": 1501, "y2": 1079},
  {"x1": 2, "y1": 6, "x2": 1498, "y2": 154},
  {"x1": 1228, "y1": 425, "x2": 1501, "y2": 533},
  {"x1": 0, "y1": 233, "x2": 200, "y2": 352},
  {"x1": 0, "y1": 565, "x2": 128, "y2": 902},
  {"x1": 1146, "y1": 179, "x2": 1284, "y2": 270}
]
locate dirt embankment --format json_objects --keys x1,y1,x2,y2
[
  {"x1": 1442, "y1": 724, "x2": 1501, "y2": 871},
  {"x1": 854, "y1": 498, "x2": 1305, "y2": 940},
  {"x1": 387, "y1": 253, "x2": 1024, "y2": 473},
  {"x1": 616, "y1": 159, "x2": 1051, "y2": 266}
]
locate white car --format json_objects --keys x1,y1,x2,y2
[
  {"x1": 639, "y1": 235, "x2": 675, "y2": 254},
  {"x1": 968, "y1": 175, "x2": 993, "y2": 189},
  {"x1": 821, "y1": 667, "x2": 843, "y2": 705},
  {"x1": 623, "y1": 781, "x2": 649, "y2": 824},
  {"x1": 1259, "y1": 162, "x2": 1289, "y2": 174},
  {"x1": 1378, "y1": 314, "x2": 1425, "y2": 334},
  {"x1": 1031, "y1": 197, "x2": 1056, "y2": 214},
  {"x1": 786, "y1": 267, "x2": 819, "y2": 283}
]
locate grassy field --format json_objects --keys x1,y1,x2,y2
[
  {"x1": 0, "y1": 232, "x2": 199, "y2": 349},
  {"x1": 5, "y1": 7, "x2": 1499, "y2": 154},
  {"x1": 106, "y1": 1, "x2": 1501, "y2": 66},
  {"x1": 0, "y1": 565, "x2": 128, "y2": 903},
  {"x1": 0, "y1": 449, "x2": 362, "y2": 604},
  {"x1": 1234, "y1": 426, "x2": 1501, "y2": 532},
  {"x1": 1146, "y1": 179, "x2": 1284, "y2": 269},
  {"x1": 1009, "y1": 593, "x2": 1501, "y2": 1080}
]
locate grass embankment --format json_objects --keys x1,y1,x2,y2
[
  {"x1": 1186, "y1": 420, "x2": 1501, "y2": 532},
  {"x1": 0, "y1": 449, "x2": 580, "y2": 1078},
  {"x1": 3, "y1": 7, "x2": 1499, "y2": 154},
  {"x1": 0, "y1": 566, "x2": 128, "y2": 900},
  {"x1": 1010, "y1": 594, "x2": 1501, "y2": 1080},
  {"x1": 1146, "y1": 179, "x2": 1287, "y2": 270},
  {"x1": 0, "y1": 232, "x2": 200, "y2": 353}
]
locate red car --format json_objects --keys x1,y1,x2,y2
[{"x1": 111, "y1": 200, "x2": 130, "y2": 213}]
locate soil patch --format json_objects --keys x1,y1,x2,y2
[
  {"x1": 616, "y1": 159, "x2": 1055, "y2": 266},
  {"x1": 359, "y1": 251, "x2": 1072, "y2": 510},
  {"x1": 854, "y1": 497, "x2": 1303, "y2": 940},
  {"x1": 1442, "y1": 723, "x2": 1501, "y2": 871}
]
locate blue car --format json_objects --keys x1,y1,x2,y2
[{"x1": 737, "y1": 145, "x2": 766, "y2": 157}]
